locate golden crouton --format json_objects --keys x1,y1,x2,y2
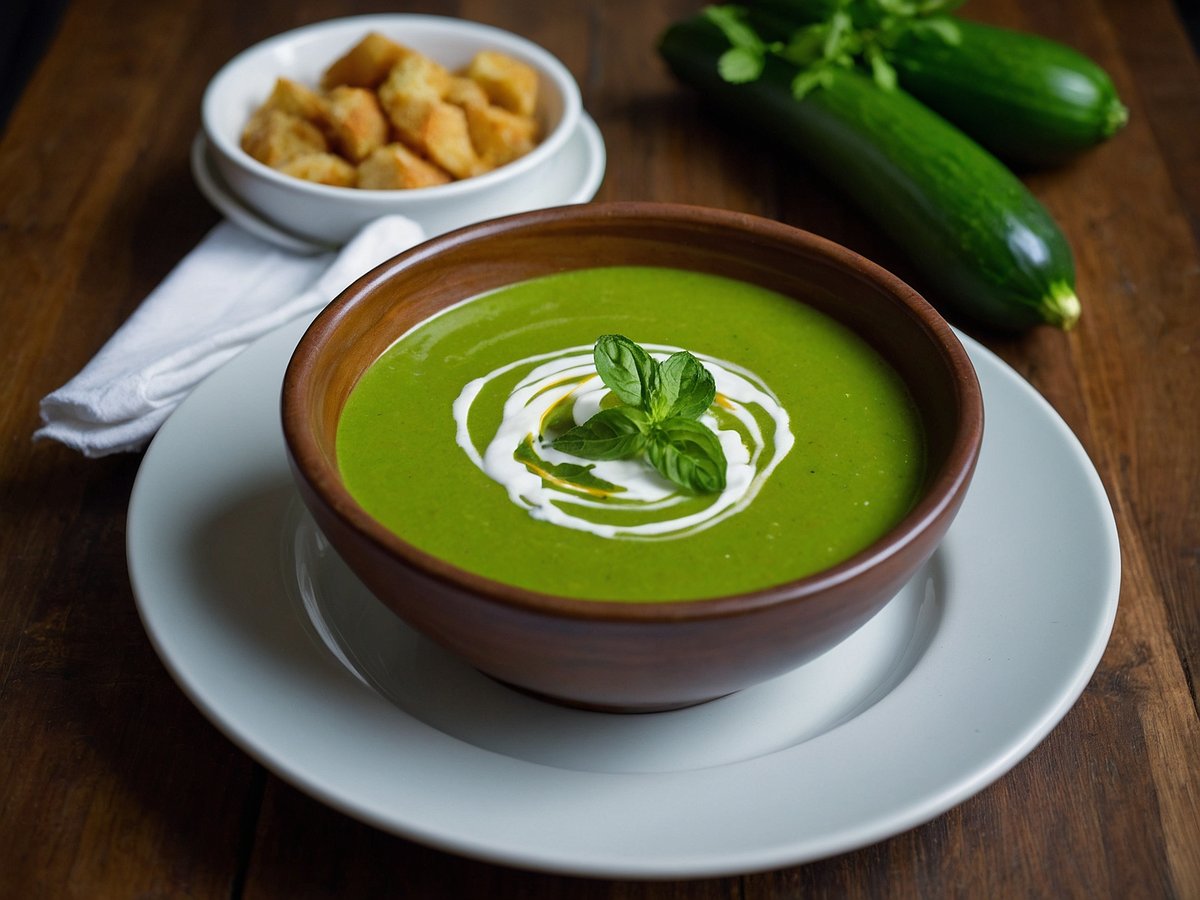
[
  {"x1": 377, "y1": 54, "x2": 453, "y2": 146},
  {"x1": 444, "y1": 76, "x2": 489, "y2": 110},
  {"x1": 324, "y1": 86, "x2": 388, "y2": 162},
  {"x1": 241, "y1": 108, "x2": 327, "y2": 167},
  {"x1": 466, "y1": 51, "x2": 538, "y2": 117},
  {"x1": 357, "y1": 143, "x2": 452, "y2": 189},
  {"x1": 321, "y1": 32, "x2": 410, "y2": 90},
  {"x1": 261, "y1": 77, "x2": 328, "y2": 122},
  {"x1": 378, "y1": 53, "x2": 452, "y2": 104},
  {"x1": 277, "y1": 152, "x2": 357, "y2": 187},
  {"x1": 417, "y1": 102, "x2": 483, "y2": 179},
  {"x1": 466, "y1": 102, "x2": 537, "y2": 167},
  {"x1": 378, "y1": 90, "x2": 438, "y2": 149}
]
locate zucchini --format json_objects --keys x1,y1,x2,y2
[
  {"x1": 886, "y1": 17, "x2": 1128, "y2": 167},
  {"x1": 744, "y1": 0, "x2": 1128, "y2": 166},
  {"x1": 658, "y1": 14, "x2": 1080, "y2": 330}
]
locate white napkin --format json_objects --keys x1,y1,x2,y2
[{"x1": 35, "y1": 215, "x2": 424, "y2": 457}]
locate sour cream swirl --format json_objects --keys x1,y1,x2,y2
[{"x1": 453, "y1": 344, "x2": 793, "y2": 540}]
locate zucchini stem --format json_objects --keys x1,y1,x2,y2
[
  {"x1": 1105, "y1": 100, "x2": 1130, "y2": 137},
  {"x1": 1044, "y1": 282, "x2": 1081, "y2": 330}
]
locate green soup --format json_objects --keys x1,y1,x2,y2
[{"x1": 336, "y1": 266, "x2": 925, "y2": 601}]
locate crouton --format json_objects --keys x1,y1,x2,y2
[
  {"x1": 445, "y1": 76, "x2": 489, "y2": 110},
  {"x1": 466, "y1": 102, "x2": 537, "y2": 168},
  {"x1": 240, "y1": 108, "x2": 327, "y2": 167},
  {"x1": 357, "y1": 142, "x2": 452, "y2": 189},
  {"x1": 324, "y1": 86, "x2": 388, "y2": 162},
  {"x1": 466, "y1": 51, "x2": 538, "y2": 117},
  {"x1": 260, "y1": 77, "x2": 328, "y2": 122},
  {"x1": 378, "y1": 88, "x2": 439, "y2": 150},
  {"x1": 378, "y1": 53, "x2": 452, "y2": 103},
  {"x1": 277, "y1": 152, "x2": 357, "y2": 187},
  {"x1": 417, "y1": 102, "x2": 483, "y2": 178},
  {"x1": 321, "y1": 32, "x2": 410, "y2": 90},
  {"x1": 377, "y1": 55, "x2": 453, "y2": 146}
]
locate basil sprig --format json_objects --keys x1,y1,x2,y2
[
  {"x1": 552, "y1": 335, "x2": 728, "y2": 494},
  {"x1": 706, "y1": 1, "x2": 963, "y2": 99}
]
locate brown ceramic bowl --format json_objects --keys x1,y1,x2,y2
[{"x1": 282, "y1": 202, "x2": 983, "y2": 713}]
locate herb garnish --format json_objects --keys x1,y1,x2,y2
[
  {"x1": 514, "y1": 435, "x2": 624, "y2": 497},
  {"x1": 705, "y1": 1, "x2": 963, "y2": 99},
  {"x1": 551, "y1": 335, "x2": 728, "y2": 494}
]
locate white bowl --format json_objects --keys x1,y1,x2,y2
[{"x1": 202, "y1": 14, "x2": 582, "y2": 245}]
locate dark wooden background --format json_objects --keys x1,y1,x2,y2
[{"x1": 1, "y1": 0, "x2": 1197, "y2": 896}]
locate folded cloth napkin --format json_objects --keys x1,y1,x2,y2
[{"x1": 36, "y1": 215, "x2": 424, "y2": 457}]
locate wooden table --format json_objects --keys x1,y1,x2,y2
[{"x1": 2, "y1": 0, "x2": 1197, "y2": 895}]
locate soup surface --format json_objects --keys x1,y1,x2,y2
[{"x1": 336, "y1": 266, "x2": 925, "y2": 601}]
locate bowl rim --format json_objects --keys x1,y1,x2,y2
[
  {"x1": 201, "y1": 13, "x2": 583, "y2": 204},
  {"x1": 282, "y1": 201, "x2": 984, "y2": 623}
]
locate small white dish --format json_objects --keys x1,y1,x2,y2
[
  {"x1": 192, "y1": 112, "x2": 606, "y2": 253},
  {"x1": 128, "y1": 318, "x2": 1119, "y2": 879},
  {"x1": 201, "y1": 14, "x2": 583, "y2": 246}
]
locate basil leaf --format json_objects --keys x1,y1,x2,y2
[
  {"x1": 823, "y1": 9, "x2": 854, "y2": 59},
  {"x1": 657, "y1": 351, "x2": 716, "y2": 420},
  {"x1": 779, "y1": 24, "x2": 828, "y2": 68},
  {"x1": 514, "y1": 436, "x2": 624, "y2": 495},
  {"x1": 704, "y1": 5, "x2": 766, "y2": 54},
  {"x1": 552, "y1": 407, "x2": 649, "y2": 460},
  {"x1": 646, "y1": 418, "x2": 728, "y2": 494},
  {"x1": 908, "y1": 16, "x2": 962, "y2": 45},
  {"x1": 865, "y1": 43, "x2": 897, "y2": 90},
  {"x1": 717, "y1": 46, "x2": 764, "y2": 84},
  {"x1": 594, "y1": 334, "x2": 657, "y2": 409},
  {"x1": 790, "y1": 65, "x2": 834, "y2": 100}
]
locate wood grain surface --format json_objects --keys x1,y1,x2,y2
[{"x1": 1, "y1": 0, "x2": 1197, "y2": 896}]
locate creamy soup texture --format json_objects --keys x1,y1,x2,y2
[{"x1": 336, "y1": 266, "x2": 925, "y2": 601}]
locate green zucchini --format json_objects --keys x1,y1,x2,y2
[
  {"x1": 886, "y1": 17, "x2": 1128, "y2": 166},
  {"x1": 658, "y1": 14, "x2": 1080, "y2": 330},
  {"x1": 744, "y1": 0, "x2": 1128, "y2": 166}
]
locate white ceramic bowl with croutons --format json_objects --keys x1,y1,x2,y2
[{"x1": 201, "y1": 15, "x2": 584, "y2": 246}]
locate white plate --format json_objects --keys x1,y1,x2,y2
[
  {"x1": 128, "y1": 318, "x2": 1119, "y2": 879},
  {"x1": 190, "y1": 112, "x2": 607, "y2": 254}
]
